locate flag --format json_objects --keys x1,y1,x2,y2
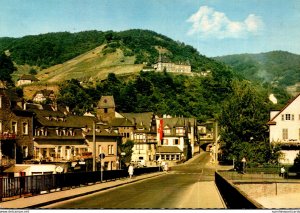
[{"x1": 158, "y1": 119, "x2": 164, "y2": 141}]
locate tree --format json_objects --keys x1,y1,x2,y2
[
  {"x1": 57, "y1": 79, "x2": 93, "y2": 115},
  {"x1": 218, "y1": 80, "x2": 271, "y2": 164},
  {"x1": 119, "y1": 140, "x2": 134, "y2": 168},
  {"x1": 0, "y1": 53, "x2": 16, "y2": 84},
  {"x1": 29, "y1": 68, "x2": 37, "y2": 75}
]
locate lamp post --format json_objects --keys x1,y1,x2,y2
[
  {"x1": 242, "y1": 157, "x2": 246, "y2": 173},
  {"x1": 92, "y1": 121, "x2": 96, "y2": 172}
]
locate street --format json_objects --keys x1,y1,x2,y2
[{"x1": 43, "y1": 151, "x2": 227, "y2": 209}]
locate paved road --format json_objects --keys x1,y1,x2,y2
[{"x1": 44, "y1": 151, "x2": 227, "y2": 209}]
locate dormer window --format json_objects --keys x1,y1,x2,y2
[{"x1": 56, "y1": 129, "x2": 61, "y2": 136}]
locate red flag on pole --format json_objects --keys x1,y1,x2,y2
[{"x1": 159, "y1": 119, "x2": 164, "y2": 141}]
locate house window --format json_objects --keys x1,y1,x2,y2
[
  {"x1": 286, "y1": 114, "x2": 291, "y2": 120},
  {"x1": 292, "y1": 114, "x2": 295, "y2": 121},
  {"x1": 176, "y1": 128, "x2": 185, "y2": 134},
  {"x1": 22, "y1": 123, "x2": 28, "y2": 135},
  {"x1": 12, "y1": 121, "x2": 17, "y2": 133},
  {"x1": 164, "y1": 128, "x2": 171, "y2": 135},
  {"x1": 163, "y1": 139, "x2": 168, "y2": 145},
  {"x1": 281, "y1": 115, "x2": 284, "y2": 121},
  {"x1": 282, "y1": 129, "x2": 288, "y2": 140},
  {"x1": 22, "y1": 146, "x2": 28, "y2": 158},
  {"x1": 174, "y1": 139, "x2": 179, "y2": 145},
  {"x1": 98, "y1": 145, "x2": 102, "y2": 155},
  {"x1": 108, "y1": 145, "x2": 113, "y2": 155},
  {"x1": 104, "y1": 108, "x2": 108, "y2": 113}
]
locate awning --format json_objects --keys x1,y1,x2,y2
[
  {"x1": 34, "y1": 140, "x2": 87, "y2": 148},
  {"x1": 156, "y1": 146, "x2": 183, "y2": 154},
  {"x1": 4, "y1": 166, "x2": 30, "y2": 173}
]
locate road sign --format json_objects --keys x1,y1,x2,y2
[
  {"x1": 121, "y1": 152, "x2": 126, "y2": 156},
  {"x1": 242, "y1": 157, "x2": 246, "y2": 162},
  {"x1": 55, "y1": 166, "x2": 63, "y2": 173}
]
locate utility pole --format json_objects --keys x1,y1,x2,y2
[
  {"x1": 214, "y1": 120, "x2": 218, "y2": 164},
  {"x1": 92, "y1": 121, "x2": 96, "y2": 172}
]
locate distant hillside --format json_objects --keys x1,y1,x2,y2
[
  {"x1": 0, "y1": 29, "x2": 227, "y2": 83},
  {"x1": 214, "y1": 51, "x2": 300, "y2": 95}
]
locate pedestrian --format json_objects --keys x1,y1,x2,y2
[
  {"x1": 164, "y1": 163, "x2": 168, "y2": 173},
  {"x1": 280, "y1": 166, "x2": 286, "y2": 177},
  {"x1": 128, "y1": 164, "x2": 134, "y2": 179}
]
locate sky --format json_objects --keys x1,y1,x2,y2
[{"x1": 1, "y1": 0, "x2": 300, "y2": 57}]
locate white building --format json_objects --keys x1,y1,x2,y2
[{"x1": 268, "y1": 93, "x2": 300, "y2": 164}]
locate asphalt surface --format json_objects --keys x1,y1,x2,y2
[
  {"x1": 43, "y1": 152, "x2": 230, "y2": 209},
  {"x1": 0, "y1": 151, "x2": 231, "y2": 209}
]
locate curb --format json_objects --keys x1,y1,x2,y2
[{"x1": 25, "y1": 172, "x2": 164, "y2": 209}]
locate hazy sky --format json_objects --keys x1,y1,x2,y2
[{"x1": 1, "y1": 0, "x2": 300, "y2": 57}]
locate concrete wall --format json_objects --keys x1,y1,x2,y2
[{"x1": 236, "y1": 182, "x2": 300, "y2": 198}]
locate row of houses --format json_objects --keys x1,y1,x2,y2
[{"x1": 0, "y1": 83, "x2": 200, "y2": 174}]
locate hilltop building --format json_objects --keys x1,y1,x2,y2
[
  {"x1": 16, "y1": 74, "x2": 39, "y2": 86},
  {"x1": 268, "y1": 93, "x2": 300, "y2": 164},
  {"x1": 152, "y1": 55, "x2": 191, "y2": 73},
  {"x1": 32, "y1": 89, "x2": 56, "y2": 103}
]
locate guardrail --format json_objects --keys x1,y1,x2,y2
[
  {"x1": 215, "y1": 171, "x2": 263, "y2": 209},
  {"x1": 0, "y1": 167, "x2": 160, "y2": 202}
]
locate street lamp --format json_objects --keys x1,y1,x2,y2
[{"x1": 242, "y1": 157, "x2": 247, "y2": 173}]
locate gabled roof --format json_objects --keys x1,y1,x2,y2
[
  {"x1": 110, "y1": 117, "x2": 135, "y2": 127},
  {"x1": 162, "y1": 117, "x2": 196, "y2": 128},
  {"x1": 33, "y1": 89, "x2": 54, "y2": 98},
  {"x1": 18, "y1": 74, "x2": 39, "y2": 81},
  {"x1": 156, "y1": 146, "x2": 183, "y2": 153},
  {"x1": 268, "y1": 93, "x2": 300, "y2": 125},
  {"x1": 120, "y1": 112, "x2": 154, "y2": 131},
  {"x1": 97, "y1": 96, "x2": 115, "y2": 109}
]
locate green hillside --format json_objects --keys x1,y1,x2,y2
[
  {"x1": 214, "y1": 51, "x2": 300, "y2": 95},
  {"x1": 0, "y1": 29, "x2": 226, "y2": 83}
]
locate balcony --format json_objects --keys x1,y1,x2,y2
[{"x1": 0, "y1": 133, "x2": 16, "y2": 140}]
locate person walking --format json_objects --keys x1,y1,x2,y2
[
  {"x1": 280, "y1": 166, "x2": 286, "y2": 178},
  {"x1": 128, "y1": 164, "x2": 134, "y2": 179},
  {"x1": 164, "y1": 163, "x2": 168, "y2": 173}
]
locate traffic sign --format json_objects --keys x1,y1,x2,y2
[{"x1": 99, "y1": 153, "x2": 105, "y2": 159}]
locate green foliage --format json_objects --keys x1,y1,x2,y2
[
  {"x1": 215, "y1": 51, "x2": 300, "y2": 95},
  {"x1": 29, "y1": 68, "x2": 38, "y2": 75},
  {"x1": 57, "y1": 79, "x2": 94, "y2": 115},
  {"x1": 0, "y1": 53, "x2": 16, "y2": 84},
  {"x1": 218, "y1": 80, "x2": 273, "y2": 164},
  {"x1": 0, "y1": 29, "x2": 229, "y2": 74},
  {"x1": 119, "y1": 140, "x2": 134, "y2": 167},
  {"x1": 0, "y1": 31, "x2": 106, "y2": 68}
]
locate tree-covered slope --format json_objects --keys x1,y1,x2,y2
[
  {"x1": 214, "y1": 51, "x2": 300, "y2": 93},
  {"x1": 0, "y1": 29, "x2": 227, "y2": 75}
]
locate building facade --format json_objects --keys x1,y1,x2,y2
[
  {"x1": 156, "y1": 116, "x2": 198, "y2": 165},
  {"x1": 0, "y1": 83, "x2": 34, "y2": 168},
  {"x1": 268, "y1": 93, "x2": 300, "y2": 164}
]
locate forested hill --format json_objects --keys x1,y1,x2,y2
[
  {"x1": 0, "y1": 29, "x2": 226, "y2": 73},
  {"x1": 214, "y1": 51, "x2": 300, "y2": 95}
]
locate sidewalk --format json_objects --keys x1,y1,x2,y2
[{"x1": 0, "y1": 172, "x2": 164, "y2": 209}]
